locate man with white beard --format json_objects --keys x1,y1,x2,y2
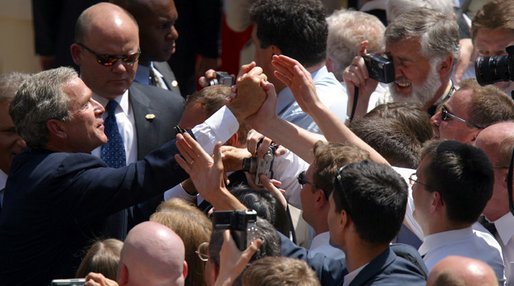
[{"x1": 343, "y1": 7, "x2": 459, "y2": 118}]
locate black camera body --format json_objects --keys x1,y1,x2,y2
[
  {"x1": 209, "y1": 71, "x2": 235, "y2": 86},
  {"x1": 475, "y1": 45, "x2": 514, "y2": 86},
  {"x1": 363, "y1": 53, "x2": 395, "y2": 83},
  {"x1": 242, "y1": 144, "x2": 276, "y2": 185},
  {"x1": 212, "y1": 210, "x2": 258, "y2": 251}
]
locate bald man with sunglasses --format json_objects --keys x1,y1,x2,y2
[{"x1": 70, "y1": 2, "x2": 185, "y2": 239}]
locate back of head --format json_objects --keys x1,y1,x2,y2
[
  {"x1": 119, "y1": 221, "x2": 186, "y2": 286},
  {"x1": 472, "y1": 0, "x2": 514, "y2": 40},
  {"x1": 242, "y1": 257, "x2": 321, "y2": 286},
  {"x1": 250, "y1": 0, "x2": 328, "y2": 67},
  {"x1": 151, "y1": 199, "x2": 211, "y2": 286},
  {"x1": 458, "y1": 79, "x2": 514, "y2": 128},
  {"x1": 427, "y1": 256, "x2": 499, "y2": 286},
  {"x1": 0, "y1": 72, "x2": 31, "y2": 103},
  {"x1": 312, "y1": 141, "x2": 369, "y2": 197},
  {"x1": 326, "y1": 9, "x2": 385, "y2": 80},
  {"x1": 9, "y1": 67, "x2": 77, "y2": 149},
  {"x1": 333, "y1": 161, "x2": 408, "y2": 244},
  {"x1": 421, "y1": 140, "x2": 494, "y2": 224},
  {"x1": 385, "y1": 7, "x2": 459, "y2": 61},
  {"x1": 76, "y1": 238, "x2": 123, "y2": 280},
  {"x1": 231, "y1": 186, "x2": 292, "y2": 237}
]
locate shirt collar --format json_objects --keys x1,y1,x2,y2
[
  {"x1": 93, "y1": 89, "x2": 130, "y2": 116},
  {"x1": 494, "y1": 212, "x2": 514, "y2": 245},
  {"x1": 418, "y1": 226, "x2": 473, "y2": 256}
]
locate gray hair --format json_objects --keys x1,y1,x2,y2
[
  {"x1": 326, "y1": 9, "x2": 385, "y2": 81},
  {"x1": 0, "y1": 72, "x2": 31, "y2": 103},
  {"x1": 385, "y1": 7, "x2": 459, "y2": 63},
  {"x1": 9, "y1": 67, "x2": 77, "y2": 149},
  {"x1": 387, "y1": 0, "x2": 454, "y2": 23}
]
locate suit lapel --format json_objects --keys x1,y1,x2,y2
[
  {"x1": 129, "y1": 84, "x2": 160, "y2": 160},
  {"x1": 349, "y1": 247, "x2": 395, "y2": 286}
]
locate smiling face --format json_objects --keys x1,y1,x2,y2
[
  {"x1": 137, "y1": 0, "x2": 178, "y2": 63},
  {"x1": 430, "y1": 89, "x2": 480, "y2": 144},
  {"x1": 0, "y1": 101, "x2": 26, "y2": 173},
  {"x1": 59, "y1": 77, "x2": 107, "y2": 152},
  {"x1": 387, "y1": 38, "x2": 443, "y2": 107}
]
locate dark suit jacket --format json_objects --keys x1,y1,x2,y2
[
  {"x1": 153, "y1": 61, "x2": 183, "y2": 97},
  {"x1": 280, "y1": 234, "x2": 427, "y2": 285},
  {"x1": 0, "y1": 140, "x2": 188, "y2": 285}
]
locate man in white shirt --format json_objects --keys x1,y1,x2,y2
[
  {"x1": 409, "y1": 140, "x2": 505, "y2": 284},
  {"x1": 475, "y1": 121, "x2": 514, "y2": 285},
  {"x1": 299, "y1": 142, "x2": 368, "y2": 259}
]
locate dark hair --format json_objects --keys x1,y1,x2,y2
[
  {"x1": 250, "y1": 0, "x2": 328, "y2": 66},
  {"x1": 421, "y1": 140, "x2": 494, "y2": 224},
  {"x1": 333, "y1": 161, "x2": 408, "y2": 244},
  {"x1": 231, "y1": 186, "x2": 293, "y2": 237}
]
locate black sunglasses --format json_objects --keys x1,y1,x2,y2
[
  {"x1": 440, "y1": 106, "x2": 482, "y2": 129},
  {"x1": 297, "y1": 171, "x2": 312, "y2": 186},
  {"x1": 334, "y1": 165, "x2": 353, "y2": 215},
  {"x1": 77, "y1": 42, "x2": 141, "y2": 67}
]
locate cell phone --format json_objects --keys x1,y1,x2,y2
[
  {"x1": 212, "y1": 210, "x2": 258, "y2": 251},
  {"x1": 51, "y1": 279, "x2": 85, "y2": 286}
]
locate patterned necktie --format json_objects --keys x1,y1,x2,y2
[{"x1": 101, "y1": 100, "x2": 126, "y2": 168}]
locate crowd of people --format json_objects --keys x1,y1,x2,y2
[{"x1": 0, "y1": 0, "x2": 513, "y2": 285}]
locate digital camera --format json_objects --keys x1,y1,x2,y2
[
  {"x1": 242, "y1": 144, "x2": 277, "y2": 185},
  {"x1": 363, "y1": 53, "x2": 395, "y2": 83},
  {"x1": 212, "y1": 210, "x2": 258, "y2": 251},
  {"x1": 209, "y1": 71, "x2": 235, "y2": 87},
  {"x1": 475, "y1": 45, "x2": 514, "y2": 86}
]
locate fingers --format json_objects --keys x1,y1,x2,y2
[
  {"x1": 238, "y1": 61, "x2": 257, "y2": 78},
  {"x1": 198, "y1": 69, "x2": 218, "y2": 87},
  {"x1": 247, "y1": 130, "x2": 264, "y2": 156},
  {"x1": 256, "y1": 137, "x2": 273, "y2": 159},
  {"x1": 176, "y1": 133, "x2": 197, "y2": 165},
  {"x1": 343, "y1": 56, "x2": 368, "y2": 88}
]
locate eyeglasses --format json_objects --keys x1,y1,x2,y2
[
  {"x1": 77, "y1": 42, "x2": 141, "y2": 67},
  {"x1": 408, "y1": 173, "x2": 429, "y2": 187},
  {"x1": 195, "y1": 242, "x2": 209, "y2": 262},
  {"x1": 297, "y1": 171, "x2": 312, "y2": 186},
  {"x1": 334, "y1": 165, "x2": 353, "y2": 215},
  {"x1": 440, "y1": 106, "x2": 482, "y2": 129}
]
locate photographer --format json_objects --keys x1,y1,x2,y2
[{"x1": 343, "y1": 7, "x2": 459, "y2": 119}]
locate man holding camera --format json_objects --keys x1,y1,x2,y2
[{"x1": 344, "y1": 7, "x2": 459, "y2": 118}]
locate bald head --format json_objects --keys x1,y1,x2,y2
[
  {"x1": 476, "y1": 121, "x2": 514, "y2": 167},
  {"x1": 118, "y1": 221, "x2": 187, "y2": 286},
  {"x1": 427, "y1": 256, "x2": 498, "y2": 286}
]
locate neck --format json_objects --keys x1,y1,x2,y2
[
  {"x1": 312, "y1": 210, "x2": 329, "y2": 235},
  {"x1": 344, "y1": 239, "x2": 389, "y2": 272},
  {"x1": 425, "y1": 219, "x2": 471, "y2": 235}
]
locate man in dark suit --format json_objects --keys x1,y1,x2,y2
[
  {"x1": 70, "y1": 2, "x2": 185, "y2": 237},
  {"x1": 113, "y1": 0, "x2": 183, "y2": 96},
  {"x1": 0, "y1": 62, "x2": 267, "y2": 285},
  {"x1": 281, "y1": 161, "x2": 428, "y2": 285}
]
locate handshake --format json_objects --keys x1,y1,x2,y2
[{"x1": 198, "y1": 62, "x2": 271, "y2": 123}]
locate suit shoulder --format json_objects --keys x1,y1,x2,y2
[{"x1": 131, "y1": 81, "x2": 184, "y2": 105}]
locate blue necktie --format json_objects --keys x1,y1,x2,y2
[{"x1": 101, "y1": 100, "x2": 126, "y2": 168}]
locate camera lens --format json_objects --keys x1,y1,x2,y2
[{"x1": 475, "y1": 55, "x2": 510, "y2": 85}]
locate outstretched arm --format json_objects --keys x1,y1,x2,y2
[
  {"x1": 272, "y1": 55, "x2": 388, "y2": 165},
  {"x1": 175, "y1": 133, "x2": 246, "y2": 211}
]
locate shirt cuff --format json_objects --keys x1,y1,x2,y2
[{"x1": 192, "y1": 106, "x2": 239, "y2": 154}]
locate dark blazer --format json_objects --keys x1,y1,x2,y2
[
  {"x1": 280, "y1": 234, "x2": 427, "y2": 285},
  {"x1": 153, "y1": 61, "x2": 183, "y2": 97},
  {"x1": 0, "y1": 140, "x2": 188, "y2": 285}
]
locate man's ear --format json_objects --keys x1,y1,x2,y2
[
  {"x1": 70, "y1": 43, "x2": 83, "y2": 66},
  {"x1": 431, "y1": 191, "x2": 445, "y2": 212},
  {"x1": 47, "y1": 119, "x2": 67, "y2": 139},
  {"x1": 118, "y1": 264, "x2": 129, "y2": 285},
  {"x1": 438, "y1": 54, "x2": 454, "y2": 79},
  {"x1": 314, "y1": 189, "x2": 328, "y2": 208},
  {"x1": 271, "y1": 45, "x2": 282, "y2": 56},
  {"x1": 182, "y1": 260, "x2": 188, "y2": 280}
]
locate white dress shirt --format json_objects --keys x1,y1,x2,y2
[
  {"x1": 343, "y1": 263, "x2": 367, "y2": 286},
  {"x1": 91, "y1": 91, "x2": 137, "y2": 165},
  {"x1": 419, "y1": 227, "x2": 506, "y2": 285},
  {"x1": 494, "y1": 213, "x2": 514, "y2": 286},
  {"x1": 308, "y1": 231, "x2": 345, "y2": 260},
  {"x1": 0, "y1": 170, "x2": 7, "y2": 206}
]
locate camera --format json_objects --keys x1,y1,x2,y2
[
  {"x1": 212, "y1": 210, "x2": 258, "y2": 251},
  {"x1": 242, "y1": 144, "x2": 277, "y2": 185},
  {"x1": 209, "y1": 71, "x2": 235, "y2": 86},
  {"x1": 51, "y1": 279, "x2": 85, "y2": 286},
  {"x1": 475, "y1": 45, "x2": 514, "y2": 86},
  {"x1": 363, "y1": 53, "x2": 395, "y2": 83}
]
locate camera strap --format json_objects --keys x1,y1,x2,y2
[{"x1": 349, "y1": 86, "x2": 360, "y2": 122}]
